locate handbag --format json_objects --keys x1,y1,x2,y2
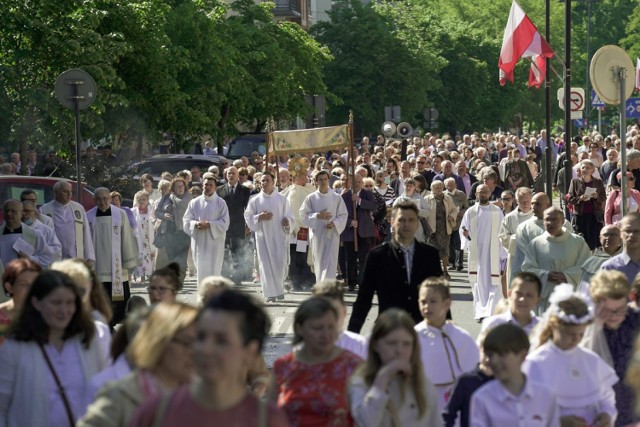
[{"x1": 38, "y1": 343, "x2": 76, "y2": 427}]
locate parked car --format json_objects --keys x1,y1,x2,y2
[
  {"x1": 226, "y1": 134, "x2": 266, "y2": 161},
  {"x1": 0, "y1": 176, "x2": 95, "y2": 222}
]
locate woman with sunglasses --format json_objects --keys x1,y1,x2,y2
[{"x1": 604, "y1": 171, "x2": 640, "y2": 226}]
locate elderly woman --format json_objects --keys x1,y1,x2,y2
[
  {"x1": 425, "y1": 181, "x2": 458, "y2": 279},
  {"x1": 604, "y1": 171, "x2": 640, "y2": 226},
  {"x1": 79, "y1": 302, "x2": 197, "y2": 427},
  {"x1": 504, "y1": 148, "x2": 534, "y2": 191},
  {"x1": 582, "y1": 270, "x2": 640, "y2": 426},
  {"x1": 568, "y1": 159, "x2": 606, "y2": 250},
  {"x1": 154, "y1": 178, "x2": 192, "y2": 280},
  {"x1": 393, "y1": 178, "x2": 430, "y2": 243}
]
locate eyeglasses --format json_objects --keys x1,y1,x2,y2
[
  {"x1": 364, "y1": 185, "x2": 374, "y2": 188},
  {"x1": 21, "y1": 198, "x2": 37, "y2": 203},
  {"x1": 501, "y1": 197, "x2": 513, "y2": 202},
  {"x1": 147, "y1": 286, "x2": 173, "y2": 294},
  {"x1": 417, "y1": 161, "x2": 426, "y2": 164}
]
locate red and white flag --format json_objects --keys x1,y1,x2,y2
[
  {"x1": 499, "y1": 0, "x2": 554, "y2": 87},
  {"x1": 635, "y1": 57, "x2": 640, "y2": 91}
]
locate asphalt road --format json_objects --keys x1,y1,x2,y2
[{"x1": 130, "y1": 258, "x2": 481, "y2": 368}]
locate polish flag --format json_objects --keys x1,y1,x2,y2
[{"x1": 499, "y1": 0, "x2": 554, "y2": 87}]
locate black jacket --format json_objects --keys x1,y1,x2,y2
[
  {"x1": 347, "y1": 239, "x2": 443, "y2": 333},
  {"x1": 217, "y1": 183, "x2": 251, "y2": 238}
]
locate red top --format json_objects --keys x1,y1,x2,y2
[
  {"x1": 130, "y1": 385, "x2": 289, "y2": 427},
  {"x1": 273, "y1": 350, "x2": 363, "y2": 427},
  {"x1": 0, "y1": 310, "x2": 11, "y2": 347}
]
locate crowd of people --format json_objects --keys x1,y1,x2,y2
[{"x1": 4, "y1": 126, "x2": 640, "y2": 426}]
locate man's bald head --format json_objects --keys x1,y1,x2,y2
[
  {"x1": 531, "y1": 192, "x2": 551, "y2": 219},
  {"x1": 3, "y1": 199, "x2": 23, "y2": 229},
  {"x1": 543, "y1": 207, "x2": 565, "y2": 237}
]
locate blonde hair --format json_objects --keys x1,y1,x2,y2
[
  {"x1": 50, "y1": 259, "x2": 91, "y2": 288},
  {"x1": 128, "y1": 301, "x2": 197, "y2": 369},
  {"x1": 353, "y1": 309, "x2": 428, "y2": 417},
  {"x1": 590, "y1": 270, "x2": 630, "y2": 302},
  {"x1": 199, "y1": 276, "x2": 234, "y2": 305},
  {"x1": 133, "y1": 190, "x2": 148, "y2": 207}
]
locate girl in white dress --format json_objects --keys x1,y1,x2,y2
[{"x1": 524, "y1": 284, "x2": 618, "y2": 427}]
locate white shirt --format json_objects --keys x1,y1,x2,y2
[
  {"x1": 336, "y1": 330, "x2": 368, "y2": 360},
  {"x1": 470, "y1": 378, "x2": 560, "y2": 427}
]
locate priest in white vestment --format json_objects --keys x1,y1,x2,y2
[
  {"x1": 300, "y1": 170, "x2": 348, "y2": 282},
  {"x1": 281, "y1": 159, "x2": 316, "y2": 290},
  {"x1": 0, "y1": 200, "x2": 51, "y2": 271},
  {"x1": 513, "y1": 192, "x2": 573, "y2": 280},
  {"x1": 245, "y1": 172, "x2": 295, "y2": 302},
  {"x1": 460, "y1": 184, "x2": 506, "y2": 321},
  {"x1": 522, "y1": 207, "x2": 591, "y2": 314},
  {"x1": 577, "y1": 225, "x2": 622, "y2": 294},
  {"x1": 183, "y1": 174, "x2": 230, "y2": 290},
  {"x1": 21, "y1": 200, "x2": 62, "y2": 264},
  {"x1": 87, "y1": 188, "x2": 140, "y2": 326},
  {"x1": 18, "y1": 189, "x2": 55, "y2": 229},
  {"x1": 40, "y1": 180, "x2": 95, "y2": 262},
  {"x1": 498, "y1": 187, "x2": 534, "y2": 284}
]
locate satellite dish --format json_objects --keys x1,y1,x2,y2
[{"x1": 590, "y1": 45, "x2": 634, "y2": 105}]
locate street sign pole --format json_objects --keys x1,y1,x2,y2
[{"x1": 72, "y1": 82, "x2": 82, "y2": 201}]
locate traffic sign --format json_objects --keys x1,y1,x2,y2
[
  {"x1": 557, "y1": 88, "x2": 585, "y2": 111},
  {"x1": 626, "y1": 98, "x2": 640, "y2": 118},
  {"x1": 591, "y1": 90, "x2": 605, "y2": 108}
]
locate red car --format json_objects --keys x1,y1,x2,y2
[{"x1": 0, "y1": 176, "x2": 95, "y2": 221}]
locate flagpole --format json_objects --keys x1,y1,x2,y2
[
  {"x1": 545, "y1": 0, "x2": 552, "y2": 200},
  {"x1": 563, "y1": 0, "x2": 572, "y2": 220}
]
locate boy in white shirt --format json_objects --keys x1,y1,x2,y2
[
  {"x1": 480, "y1": 272, "x2": 541, "y2": 340},
  {"x1": 470, "y1": 323, "x2": 560, "y2": 427},
  {"x1": 312, "y1": 279, "x2": 368, "y2": 359},
  {"x1": 415, "y1": 277, "x2": 479, "y2": 412}
]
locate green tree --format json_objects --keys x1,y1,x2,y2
[{"x1": 313, "y1": 0, "x2": 442, "y2": 134}]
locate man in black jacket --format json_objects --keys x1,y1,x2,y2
[
  {"x1": 347, "y1": 200, "x2": 443, "y2": 333},
  {"x1": 217, "y1": 166, "x2": 251, "y2": 284}
]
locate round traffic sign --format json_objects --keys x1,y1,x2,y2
[{"x1": 54, "y1": 69, "x2": 97, "y2": 110}]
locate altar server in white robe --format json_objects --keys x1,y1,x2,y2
[
  {"x1": 300, "y1": 170, "x2": 348, "y2": 282},
  {"x1": 522, "y1": 207, "x2": 591, "y2": 314},
  {"x1": 0, "y1": 200, "x2": 51, "y2": 271},
  {"x1": 40, "y1": 180, "x2": 95, "y2": 262},
  {"x1": 524, "y1": 284, "x2": 618, "y2": 426},
  {"x1": 244, "y1": 172, "x2": 295, "y2": 302},
  {"x1": 415, "y1": 278, "x2": 479, "y2": 412},
  {"x1": 498, "y1": 187, "x2": 534, "y2": 284},
  {"x1": 21, "y1": 200, "x2": 61, "y2": 264},
  {"x1": 87, "y1": 188, "x2": 140, "y2": 327},
  {"x1": 513, "y1": 192, "x2": 573, "y2": 279},
  {"x1": 183, "y1": 173, "x2": 230, "y2": 290},
  {"x1": 460, "y1": 184, "x2": 507, "y2": 321}
]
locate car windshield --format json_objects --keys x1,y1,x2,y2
[{"x1": 228, "y1": 140, "x2": 266, "y2": 157}]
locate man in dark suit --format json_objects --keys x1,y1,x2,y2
[
  {"x1": 341, "y1": 173, "x2": 377, "y2": 291},
  {"x1": 347, "y1": 200, "x2": 443, "y2": 333},
  {"x1": 217, "y1": 166, "x2": 251, "y2": 284}
]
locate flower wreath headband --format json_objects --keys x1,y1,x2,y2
[{"x1": 547, "y1": 283, "x2": 595, "y2": 325}]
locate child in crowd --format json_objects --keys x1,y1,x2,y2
[
  {"x1": 524, "y1": 284, "x2": 618, "y2": 426},
  {"x1": 348, "y1": 309, "x2": 443, "y2": 427},
  {"x1": 312, "y1": 279, "x2": 368, "y2": 359},
  {"x1": 442, "y1": 329, "x2": 493, "y2": 427},
  {"x1": 480, "y1": 272, "x2": 541, "y2": 339},
  {"x1": 415, "y1": 277, "x2": 479, "y2": 412},
  {"x1": 470, "y1": 323, "x2": 560, "y2": 427}
]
